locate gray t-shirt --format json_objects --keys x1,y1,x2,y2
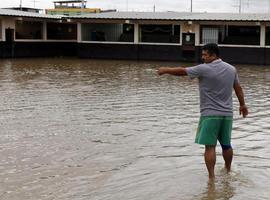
[{"x1": 186, "y1": 59, "x2": 239, "y2": 116}]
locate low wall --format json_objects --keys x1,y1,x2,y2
[
  {"x1": 78, "y1": 43, "x2": 200, "y2": 62},
  {"x1": 264, "y1": 48, "x2": 270, "y2": 65},
  {"x1": 0, "y1": 42, "x2": 77, "y2": 58},
  {"x1": 0, "y1": 41, "x2": 270, "y2": 65},
  {"x1": 78, "y1": 43, "x2": 139, "y2": 60},
  {"x1": 218, "y1": 46, "x2": 266, "y2": 65}
]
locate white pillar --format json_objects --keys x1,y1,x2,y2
[
  {"x1": 260, "y1": 24, "x2": 266, "y2": 47},
  {"x1": 2, "y1": 18, "x2": 16, "y2": 41},
  {"x1": 134, "y1": 23, "x2": 139, "y2": 44},
  {"x1": 1, "y1": 21, "x2": 4, "y2": 41},
  {"x1": 194, "y1": 24, "x2": 200, "y2": 46},
  {"x1": 1, "y1": 19, "x2": 7, "y2": 42},
  {"x1": 180, "y1": 23, "x2": 183, "y2": 45},
  {"x1": 43, "y1": 21, "x2": 47, "y2": 40},
  {"x1": 77, "y1": 22, "x2": 82, "y2": 42}
]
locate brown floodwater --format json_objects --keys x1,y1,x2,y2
[{"x1": 0, "y1": 58, "x2": 269, "y2": 200}]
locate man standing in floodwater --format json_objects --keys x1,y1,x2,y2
[{"x1": 158, "y1": 43, "x2": 248, "y2": 179}]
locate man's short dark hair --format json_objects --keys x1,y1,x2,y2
[{"x1": 202, "y1": 43, "x2": 220, "y2": 57}]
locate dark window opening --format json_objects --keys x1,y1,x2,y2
[
  {"x1": 82, "y1": 23, "x2": 134, "y2": 42},
  {"x1": 140, "y1": 24, "x2": 180, "y2": 43},
  {"x1": 200, "y1": 25, "x2": 260, "y2": 45},
  {"x1": 265, "y1": 27, "x2": 270, "y2": 46},
  {"x1": 15, "y1": 20, "x2": 42, "y2": 39},
  {"x1": 47, "y1": 23, "x2": 77, "y2": 40}
]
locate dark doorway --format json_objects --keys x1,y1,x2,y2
[
  {"x1": 5, "y1": 28, "x2": 15, "y2": 57},
  {"x1": 5, "y1": 28, "x2": 15, "y2": 43},
  {"x1": 182, "y1": 33, "x2": 196, "y2": 61}
]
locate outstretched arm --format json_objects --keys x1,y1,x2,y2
[
  {"x1": 158, "y1": 67, "x2": 187, "y2": 76},
  {"x1": 234, "y1": 82, "x2": 248, "y2": 118}
]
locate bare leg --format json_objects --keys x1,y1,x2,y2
[
  {"x1": 222, "y1": 148, "x2": 233, "y2": 172},
  {"x1": 204, "y1": 145, "x2": 216, "y2": 179}
]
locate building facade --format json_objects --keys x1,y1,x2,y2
[{"x1": 1, "y1": 9, "x2": 270, "y2": 64}]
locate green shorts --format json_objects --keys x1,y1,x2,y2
[{"x1": 195, "y1": 116, "x2": 233, "y2": 146}]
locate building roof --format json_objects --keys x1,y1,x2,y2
[
  {"x1": 54, "y1": 0, "x2": 87, "y2": 3},
  {"x1": 4, "y1": 7, "x2": 42, "y2": 11},
  {"x1": 1, "y1": 9, "x2": 270, "y2": 22},
  {"x1": 69, "y1": 11, "x2": 270, "y2": 22},
  {"x1": 0, "y1": 8, "x2": 61, "y2": 19}
]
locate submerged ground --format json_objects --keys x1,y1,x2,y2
[{"x1": 0, "y1": 58, "x2": 269, "y2": 200}]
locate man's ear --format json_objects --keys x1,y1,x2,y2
[{"x1": 211, "y1": 54, "x2": 217, "y2": 58}]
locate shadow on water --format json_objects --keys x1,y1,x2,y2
[{"x1": 195, "y1": 168, "x2": 255, "y2": 200}]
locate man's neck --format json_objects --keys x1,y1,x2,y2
[{"x1": 210, "y1": 58, "x2": 220, "y2": 63}]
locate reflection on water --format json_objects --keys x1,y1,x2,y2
[
  {"x1": 200, "y1": 178, "x2": 234, "y2": 200},
  {"x1": 199, "y1": 169, "x2": 239, "y2": 200},
  {"x1": 0, "y1": 58, "x2": 269, "y2": 200}
]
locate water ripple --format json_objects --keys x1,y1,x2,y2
[{"x1": 0, "y1": 59, "x2": 269, "y2": 200}]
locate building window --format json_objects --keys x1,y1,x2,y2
[
  {"x1": 265, "y1": 27, "x2": 270, "y2": 46},
  {"x1": 82, "y1": 23, "x2": 134, "y2": 42},
  {"x1": 200, "y1": 25, "x2": 260, "y2": 45},
  {"x1": 47, "y1": 23, "x2": 77, "y2": 40},
  {"x1": 15, "y1": 20, "x2": 43, "y2": 39},
  {"x1": 201, "y1": 26, "x2": 219, "y2": 44},
  {"x1": 139, "y1": 24, "x2": 180, "y2": 44}
]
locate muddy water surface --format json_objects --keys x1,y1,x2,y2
[{"x1": 0, "y1": 58, "x2": 269, "y2": 200}]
